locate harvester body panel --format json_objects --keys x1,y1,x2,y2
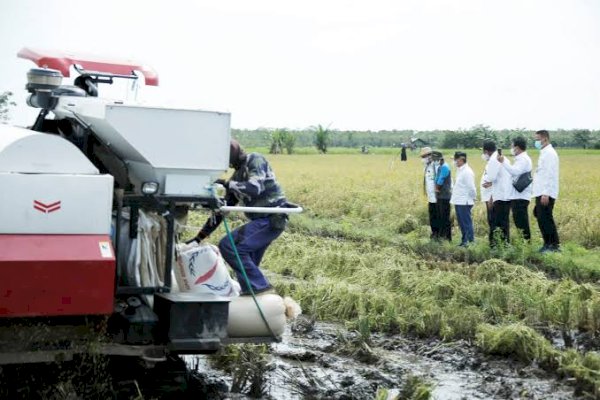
[{"x1": 0, "y1": 235, "x2": 115, "y2": 317}]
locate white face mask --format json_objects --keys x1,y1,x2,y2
[
  {"x1": 510, "y1": 147, "x2": 516, "y2": 156},
  {"x1": 421, "y1": 157, "x2": 429, "y2": 165},
  {"x1": 453, "y1": 160, "x2": 458, "y2": 167},
  {"x1": 481, "y1": 153, "x2": 490, "y2": 161}
]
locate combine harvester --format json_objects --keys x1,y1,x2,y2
[{"x1": 0, "y1": 48, "x2": 301, "y2": 397}]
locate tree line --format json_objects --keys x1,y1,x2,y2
[
  {"x1": 1, "y1": 93, "x2": 597, "y2": 152},
  {"x1": 234, "y1": 124, "x2": 600, "y2": 154}
]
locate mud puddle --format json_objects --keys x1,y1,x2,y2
[{"x1": 189, "y1": 319, "x2": 575, "y2": 399}]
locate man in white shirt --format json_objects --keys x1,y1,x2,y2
[
  {"x1": 498, "y1": 137, "x2": 533, "y2": 241},
  {"x1": 532, "y1": 130, "x2": 560, "y2": 252},
  {"x1": 450, "y1": 152, "x2": 476, "y2": 246},
  {"x1": 482, "y1": 140, "x2": 513, "y2": 245},
  {"x1": 421, "y1": 147, "x2": 440, "y2": 239},
  {"x1": 480, "y1": 158, "x2": 493, "y2": 231}
]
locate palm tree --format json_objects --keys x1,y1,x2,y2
[{"x1": 313, "y1": 124, "x2": 331, "y2": 154}]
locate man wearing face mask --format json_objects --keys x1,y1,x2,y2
[
  {"x1": 480, "y1": 153, "x2": 494, "y2": 232},
  {"x1": 482, "y1": 140, "x2": 513, "y2": 245},
  {"x1": 433, "y1": 151, "x2": 452, "y2": 241},
  {"x1": 532, "y1": 130, "x2": 560, "y2": 252},
  {"x1": 497, "y1": 137, "x2": 533, "y2": 241},
  {"x1": 420, "y1": 147, "x2": 440, "y2": 239},
  {"x1": 450, "y1": 152, "x2": 476, "y2": 246}
]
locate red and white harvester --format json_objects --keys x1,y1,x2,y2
[{"x1": 0, "y1": 48, "x2": 289, "y2": 395}]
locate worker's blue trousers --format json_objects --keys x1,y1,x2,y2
[{"x1": 218, "y1": 217, "x2": 283, "y2": 293}]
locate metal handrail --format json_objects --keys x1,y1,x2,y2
[{"x1": 219, "y1": 205, "x2": 303, "y2": 214}]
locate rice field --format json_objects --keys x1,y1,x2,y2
[{"x1": 190, "y1": 147, "x2": 600, "y2": 397}]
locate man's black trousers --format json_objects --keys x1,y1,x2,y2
[
  {"x1": 534, "y1": 196, "x2": 560, "y2": 249},
  {"x1": 490, "y1": 200, "x2": 511, "y2": 245},
  {"x1": 437, "y1": 199, "x2": 452, "y2": 241},
  {"x1": 428, "y1": 202, "x2": 439, "y2": 239},
  {"x1": 511, "y1": 199, "x2": 531, "y2": 241}
]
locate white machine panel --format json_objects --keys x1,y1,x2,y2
[
  {"x1": 0, "y1": 125, "x2": 98, "y2": 174},
  {"x1": 164, "y1": 174, "x2": 210, "y2": 195},
  {"x1": 0, "y1": 173, "x2": 113, "y2": 234},
  {"x1": 52, "y1": 97, "x2": 230, "y2": 195},
  {"x1": 105, "y1": 105, "x2": 230, "y2": 171}
]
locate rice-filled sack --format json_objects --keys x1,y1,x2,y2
[
  {"x1": 227, "y1": 295, "x2": 302, "y2": 337},
  {"x1": 175, "y1": 242, "x2": 240, "y2": 297}
]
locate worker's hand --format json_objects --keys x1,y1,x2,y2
[
  {"x1": 215, "y1": 179, "x2": 229, "y2": 188},
  {"x1": 185, "y1": 237, "x2": 199, "y2": 245},
  {"x1": 482, "y1": 181, "x2": 492, "y2": 189},
  {"x1": 541, "y1": 195, "x2": 550, "y2": 206},
  {"x1": 185, "y1": 231, "x2": 208, "y2": 244},
  {"x1": 497, "y1": 155, "x2": 504, "y2": 163}
]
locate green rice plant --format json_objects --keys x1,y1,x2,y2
[
  {"x1": 396, "y1": 214, "x2": 420, "y2": 234},
  {"x1": 374, "y1": 388, "x2": 392, "y2": 400},
  {"x1": 473, "y1": 259, "x2": 540, "y2": 283},
  {"x1": 335, "y1": 320, "x2": 380, "y2": 364},
  {"x1": 559, "y1": 351, "x2": 600, "y2": 398},
  {"x1": 399, "y1": 374, "x2": 432, "y2": 400},
  {"x1": 476, "y1": 323, "x2": 558, "y2": 364},
  {"x1": 209, "y1": 344, "x2": 271, "y2": 397},
  {"x1": 590, "y1": 298, "x2": 600, "y2": 337}
]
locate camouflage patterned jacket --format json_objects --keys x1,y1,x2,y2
[
  {"x1": 199, "y1": 153, "x2": 287, "y2": 237},
  {"x1": 227, "y1": 153, "x2": 286, "y2": 212}
]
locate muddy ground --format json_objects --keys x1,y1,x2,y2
[
  {"x1": 0, "y1": 319, "x2": 576, "y2": 399},
  {"x1": 190, "y1": 319, "x2": 575, "y2": 400}
]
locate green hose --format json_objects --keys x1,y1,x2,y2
[{"x1": 223, "y1": 216, "x2": 278, "y2": 339}]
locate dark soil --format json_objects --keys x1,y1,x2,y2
[
  {"x1": 0, "y1": 319, "x2": 576, "y2": 399},
  {"x1": 191, "y1": 319, "x2": 575, "y2": 399}
]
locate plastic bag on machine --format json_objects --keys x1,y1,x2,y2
[{"x1": 175, "y1": 242, "x2": 240, "y2": 297}]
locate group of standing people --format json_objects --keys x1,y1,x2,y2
[{"x1": 421, "y1": 130, "x2": 560, "y2": 252}]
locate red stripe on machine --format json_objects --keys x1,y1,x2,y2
[{"x1": 33, "y1": 200, "x2": 61, "y2": 213}]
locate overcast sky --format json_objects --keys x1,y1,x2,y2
[{"x1": 1, "y1": 0, "x2": 599, "y2": 131}]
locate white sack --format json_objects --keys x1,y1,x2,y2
[
  {"x1": 175, "y1": 242, "x2": 240, "y2": 297},
  {"x1": 227, "y1": 294, "x2": 302, "y2": 337}
]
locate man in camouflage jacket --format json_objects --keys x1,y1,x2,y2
[{"x1": 190, "y1": 140, "x2": 288, "y2": 295}]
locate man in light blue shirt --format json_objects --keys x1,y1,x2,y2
[{"x1": 433, "y1": 151, "x2": 452, "y2": 241}]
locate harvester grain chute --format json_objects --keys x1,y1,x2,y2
[{"x1": 0, "y1": 48, "x2": 302, "y2": 387}]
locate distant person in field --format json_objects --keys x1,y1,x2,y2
[
  {"x1": 482, "y1": 140, "x2": 512, "y2": 245},
  {"x1": 450, "y1": 152, "x2": 476, "y2": 246},
  {"x1": 497, "y1": 137, "x2": 533, "y2": 241},
  {"x1": 189, "y1": 139, "x2": 289, "y2": 295},
  {"x1": 532, "y1": 130, "x2": 560, "y2": 252},
  {"x1": 401, "y1": 143, "x2": 407, "y2": 161}
]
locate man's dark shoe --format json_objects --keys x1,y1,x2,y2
[{"x1": 240, "y1": 285, "x2": 274, "y2": 296}]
